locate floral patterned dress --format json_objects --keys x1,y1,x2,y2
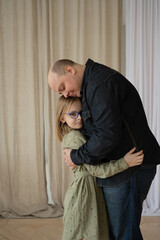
[{"x1": 62, "y1": 130, "x2": 128, "y2": 240}]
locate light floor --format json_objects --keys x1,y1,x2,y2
[{"x1": 0, "y1": 216, "x2": 160, "y2": 240}]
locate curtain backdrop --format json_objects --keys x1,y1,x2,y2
[
  {"x1": 124, "y1": 0, "x2": 160, "y2": 216},
  {"x1": 0, "y1": 0, "x2": 122, "y2": 218}
]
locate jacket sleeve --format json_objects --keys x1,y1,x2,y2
[
  {"x1": 84, "y1": 158, "x2": 128, "y2": 178},
  {"x1": 71, "y1": 75, "x2": 123, "y2": 165}
]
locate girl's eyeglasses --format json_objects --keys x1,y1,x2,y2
[{"x1": 63, "y1": 111, "x2": 82, "y2": 119}]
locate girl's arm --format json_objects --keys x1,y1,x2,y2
[{"x1": 84, "y1": 148, "x2": 144, "y2": 178}]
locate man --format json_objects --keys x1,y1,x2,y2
[{"x1": 48, "y1": 59, "x2": 160, "y2": 239}]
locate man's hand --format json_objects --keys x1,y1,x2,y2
[{"x1": 64, "y1": 149, "x2": 77, "y2": 170}]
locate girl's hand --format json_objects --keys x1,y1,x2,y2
[{"x1": 124, "y1": 147, "x2": 144, "y2": 167}]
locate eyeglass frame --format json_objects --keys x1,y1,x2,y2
[{"x1": 63, "y1": 111, "x2": 82, "y2": 119}]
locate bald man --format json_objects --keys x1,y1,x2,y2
[{"x1": 48, "y1": 58, "x2": 159, "y2": 240}]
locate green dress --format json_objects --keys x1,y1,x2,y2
[{"x1": 62, "y1": 130, "x2": 128, "y2": 240}]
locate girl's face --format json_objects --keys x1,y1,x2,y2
[{"x1": 61, "y1": 100, "x2": 83, "y2": 129}]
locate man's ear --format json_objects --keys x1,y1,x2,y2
[{"x1": 64, "y1": 65, "x2": 76, "y2": 74}]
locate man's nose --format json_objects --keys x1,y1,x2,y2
[{"x1": 63, "y1": 92, "x2": 69, "y2": 98}]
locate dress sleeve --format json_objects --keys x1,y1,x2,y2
[
  {"x1": 84, "y1": 158, "x2": 128, "y2": 178},
  {"x1": 63, "y1": 131, "x2": 86, "y2": 150}
]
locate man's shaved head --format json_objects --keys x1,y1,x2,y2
[
  {"x1": 48, "y1": 59, "x2": 85, "y2": 98},
  {"x1": 50, "y1": 59, "x2": 76, "y2": 75}
]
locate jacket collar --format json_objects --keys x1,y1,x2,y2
[{"x1": 80, "y1": 59, "x2": 95, "y2": 102}]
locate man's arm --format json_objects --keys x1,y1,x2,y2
[{"x1": 71, "y1": 76, "x2": 122, "y2": 165}]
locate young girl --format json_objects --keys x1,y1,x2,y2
[{"x1": 56, "y1": 96, "x2": 144, "y2": 240}]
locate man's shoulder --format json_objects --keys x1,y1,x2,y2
[{"x1": 86, "y1": 59, "x2": 118, "y2": 85}]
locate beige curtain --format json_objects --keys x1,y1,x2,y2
[{"x1": 0, "y1": 0, "x2": 122, "y2": 218}]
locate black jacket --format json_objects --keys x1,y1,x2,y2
[{"x1": 71, "y1": 59, "x2": 160, "y2": 186}]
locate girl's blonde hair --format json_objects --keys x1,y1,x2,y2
[{"x1": 56, "y1": 96, "x2": 81, "y2": 142}]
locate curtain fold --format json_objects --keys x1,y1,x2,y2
[
  {"x1": 124, "y1": 0, "x2": 160, "y2": 216},
  {"x1": 0, "y1": 0, "x2": 63, "y2": 218},
  {"x1": 0, "y1": 0, "x2": 122, "y2": 218}
]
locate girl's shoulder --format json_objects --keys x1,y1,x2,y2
[
  {"x1": 63, "y1": 130, "x2": 86, "y2": 149},
  {"x1": 64, "y1": 129, "x2": 85, "y2": 139}
]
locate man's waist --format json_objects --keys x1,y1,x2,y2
[{"x1": 97, "y1": 165, "x2": 141, "y2": 187}]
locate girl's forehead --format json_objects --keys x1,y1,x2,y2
[
  {"x1": 65, "y1": 102, "x2": 75, "y2": 112},
  {"x1": 63, "y1": 98, "x2": 81, "y2": 111},
  {"x1": 64, "y1": 101, "x2": 74, "y2": 112},
  {"x1": 71, "y1": 100, "x2": 81, "y2": 108}
]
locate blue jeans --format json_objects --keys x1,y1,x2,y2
[{"x1": 102, "y1": 166, "x2": 157, "y2": 240}]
